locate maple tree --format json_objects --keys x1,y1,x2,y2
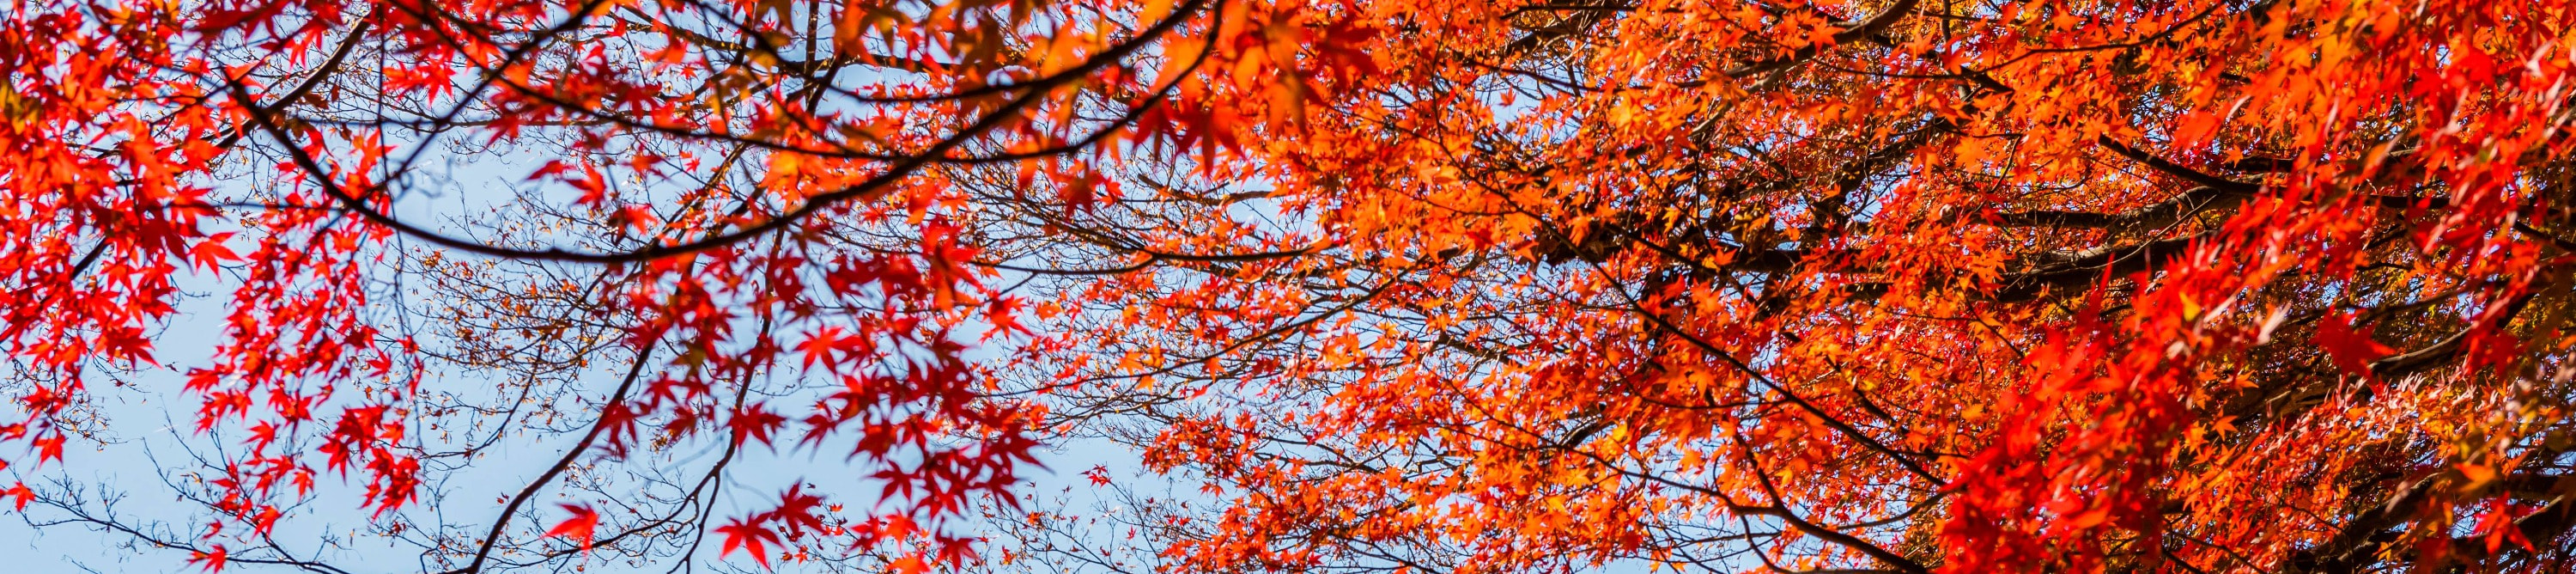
[
  {"x1": 975, "y1": 1, "x2": 2576, "y2": 574},
  {"x1": 9, "y1": 0, "x2": 2576, "y2": 573},
  {"x1": 3, "y1": 0, "x2": 1203, "y2": 569}
]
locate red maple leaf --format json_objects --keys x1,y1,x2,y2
[
  {"x1": 544, "y1": 504, "x2": 600, "y2": 552},
  {"x1": 717, "y1": 517, "x2": 781, "y2": 568},
  {"x1": 3, "y1": 482, "x2": 32, "y2": 510},
  {"x1": 727, "y1": 404, "x2": 788, "y2": 449},
  {"x1": 890, "y1": 553, "x2": 930, "y2": 574},
  {"x1": 2315, "y1": 313, "x2": 2400, "y2": 376},
  {"x1": 770, "y1": 485, "x2": 828, "y2": 535},
  {"x1": 188, "y1": 233, "x2": 241, "y2": 271},
  {"x1": 187, "y1": 545, "x2": 228, "y2": 573}
]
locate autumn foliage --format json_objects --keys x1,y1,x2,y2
[{"x1": 7, "y1": 0, "x2": 2576, "y2": 572}]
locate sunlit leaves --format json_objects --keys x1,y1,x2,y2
[{"x1": 1004, "y1": 1, "x2": 2576, "y2": 574}]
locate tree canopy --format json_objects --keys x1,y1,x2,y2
[{"x1": 6, "y1": 0, "x2": 2576, "y2": 572}]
